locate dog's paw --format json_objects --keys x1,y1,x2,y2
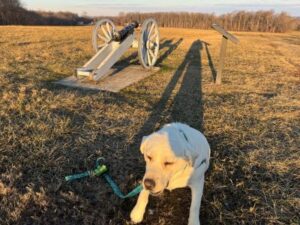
[
  {"x1": 130, "y1": 207, "x2": 144, "y2": 224},
  {"x1": 188, "y1": 218, "x2": 200, "y2": 225},
  {"x1": 188, "y1": 222, "x2": 200, "y2": 225}
]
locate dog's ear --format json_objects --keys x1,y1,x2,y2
[{"x1": 140, "y1": 135, "x2": 149, "y2": 154}]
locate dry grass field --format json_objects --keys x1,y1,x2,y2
[{"x1": 0, "y1": 26, "x2": 299, "y2": 225}]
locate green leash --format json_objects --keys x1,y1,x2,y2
[{"x1": 65, "y1": 158, "x2": 143, "y2": 199}]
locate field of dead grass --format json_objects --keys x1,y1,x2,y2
[{"x1": 0, "y1": 26, "x2": 299, "y2": 225}]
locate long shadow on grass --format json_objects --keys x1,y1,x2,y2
[
  {"x1": 156, "y1": 38, "x2": 183, "y2": 65},
  {"x1": 204, "y1": 43, "x2": 217, "y2": 82},
  {"x1": 111, "y1": 38, "x2": 183, "y2": 76},
  {"x1": 130, "y1": 39, "x2": 203, "y2": 147},
  {"x1": 127, "y1": 39, "x2": 204, "y2": 225}
]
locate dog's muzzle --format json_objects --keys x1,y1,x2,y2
[{"x1": 144, "y1": 178, "x2": 156, "y2": 191}]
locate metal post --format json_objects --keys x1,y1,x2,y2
[
  {"x1": 216, "y1": 36, "x2": 228, "y2": 84},
  {"x1": 211, "y1": 23, "x2": 239, "y2": 85}
]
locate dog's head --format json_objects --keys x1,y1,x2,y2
[{"x1": 140, "y1": 128, "x2": 196, "y2": 195}]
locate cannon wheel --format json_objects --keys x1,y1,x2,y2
[
  {"x1": 138, "y1": 19, "x2": 160, "y2": 69},
  {"x1": 92, "y1": 19, "x2": 116, "y2": 53}
]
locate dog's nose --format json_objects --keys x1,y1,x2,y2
[{"x1": 144, "y1": 178, "x2": 156, "y2": 190}]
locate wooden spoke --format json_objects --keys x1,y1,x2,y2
[
  {"x1": 101, "y1": 25, "x2": 111, "y2": 40},
  {"x1": 150, "y1": 31, "x2": 158, "y2": 41},
  {"x1": 148, "y1": 23, "x2": 155, "y2": 39},
  {"x1": 147, "y1": 50, "x2": 151, "y2": 65},
  {"x1": 106, "y1": 22, "x2": 112, "y2": 38},
  {"x1": 98, "y1": 33, "x2": 108, "y2": 42},
  {"x1": 149, "y1": 48, "x2": 155, "y2": 59}
]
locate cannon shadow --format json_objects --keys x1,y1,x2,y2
[
  {"x1": 111, "y1": 38, "x2": 183, "y2": 76},
  {"x1": 156, "y1": 38, "x2": 183, "y2": 65}
]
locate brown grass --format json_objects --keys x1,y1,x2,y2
[{"x1": 0, "y1": 26, "x2": 299, "y2": 225}]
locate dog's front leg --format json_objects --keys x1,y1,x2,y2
[
  {"x1": 188, "y1": 176, "x2": 204, "y2": 225},
  {"x1": 130, "y1": 189, "x2": 150, "y2": 223}
]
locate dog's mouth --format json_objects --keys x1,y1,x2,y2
[{"x1": 150, "y1": 191, "x2": 163, "y2": 196}]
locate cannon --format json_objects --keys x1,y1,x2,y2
[
  {"x1": 77, "y1": 19, "x2": 160, "y2": 81},
  {"x1": 111, "y1": 21, "x2": 139, "y2": 42}
]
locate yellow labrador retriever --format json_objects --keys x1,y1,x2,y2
[{"x1": 130, "y1": 123, "x2": 210, "y2": 225}]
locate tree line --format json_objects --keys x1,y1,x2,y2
[
  {"x1": 116, "y1": 11, "x2": 299, "y2": 33},
  {"x1": 1, "y1": 0, "x2": 299, "y2": 32},
  {"x1": 0, "y1": 0, "x2": 91, "y2": 25}
]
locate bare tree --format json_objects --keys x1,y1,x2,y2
[
  {"x1": 0, "y1": 4, "x2": 297, "y2": 33},
  {"x1": 117, "y1": 11, "x2": 295, "y2": 33}
]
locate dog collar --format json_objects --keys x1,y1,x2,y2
[
  {"x1": 195, "y1": 158, "x2": 207, "y2": 169},
  {"x1": 178, "y1": 129, "x2": 189, "y2": 142}
]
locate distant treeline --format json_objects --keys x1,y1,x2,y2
[
  {"x1": 1, "y1": 0, "x2": 299, "y2": 32},
  {"x1": 0, "y1": 0, "x2": 92, "y2": 25},
  {"x1": 116, "y1": 11, "x2": 299, "y2": 33}
]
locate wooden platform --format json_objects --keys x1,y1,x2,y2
[{"x1": 54, "y1": 65, "x2": 159, "y2": 92}]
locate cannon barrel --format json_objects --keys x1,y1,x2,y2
[{"x1": 112, "y1": 21, "x2": 139, "y2": 42}]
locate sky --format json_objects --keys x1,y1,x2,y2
[{"x1": 22, "y1": 0, "x2": 300, "y2": 17}]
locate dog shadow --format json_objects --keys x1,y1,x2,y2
[{"x1": 128, "y1": 39, "x2": 204, "y2": 225}]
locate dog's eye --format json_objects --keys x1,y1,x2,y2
[
  {"x1": 147, "y1": 155, "x2": 152, "y2": 161},
  {"x1": 164, "y1": 162, "x2": 174, "y2": 166}
]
